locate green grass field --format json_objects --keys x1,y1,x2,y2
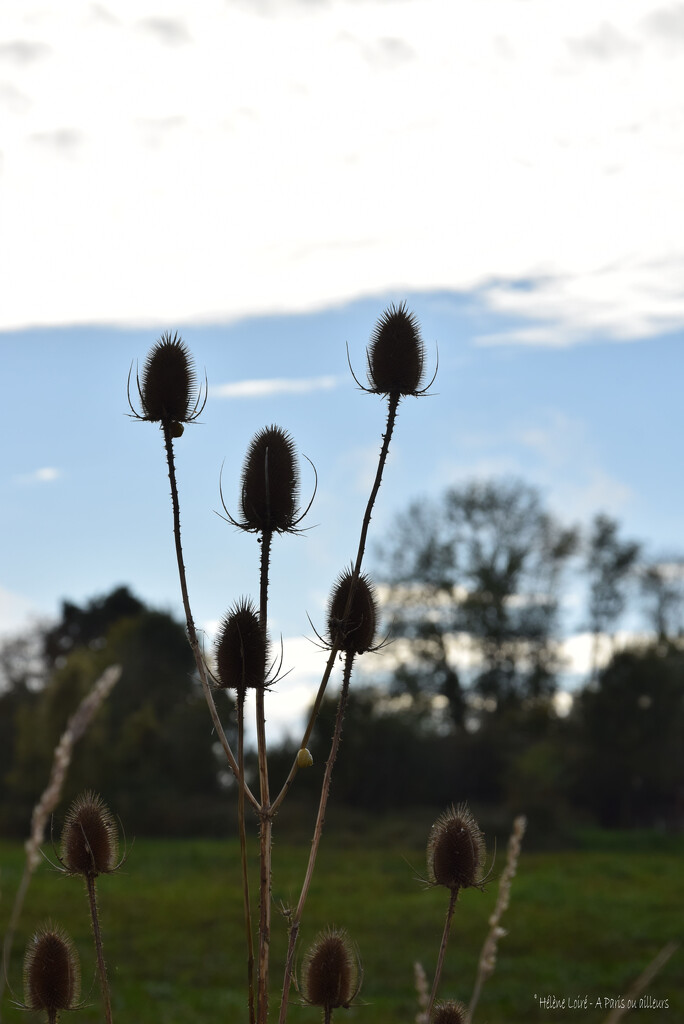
[{"x1": 1, "y1": 815, "x2": 682, "y2": 1024}]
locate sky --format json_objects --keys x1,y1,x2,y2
[{"x1": 2, "y1": 0, "x2": 684, "y2": 740}]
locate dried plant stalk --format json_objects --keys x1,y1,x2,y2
[
  {"x1": 603, "y1": 941, "x2": 678, "y2": 1024},
  {"x1": 0, "y1": 665, "x2": 120, "y2": 1020},
  {"x1": 468, "y1": 814, "x2": 526, "y2": 1020}
]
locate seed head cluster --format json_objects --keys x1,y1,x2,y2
[
  {"x1": 139, "y1": 332, "x2": 201, "y2": 425},
  {"x1": 432, "y1": 999, "x2": 470, "y2": 1024},
  {"x1": 427, "y1": 804, "x2": 486, "y2": 893},
  {"x1": 240, "y1": 425, "x2": 300, "y2": 533},
  {"x1": 215, "y1": 598, "x2": 267, "y2": 692},
  {"x1": 327, "y1": 569, "x2": 379, "y2": 655},
  {"x1": 366, "y1": 302, "x2": 426, "y2": 397},
  {"x1": 23, "y1": 924, "x2": 80, "y2": 1020},
  {"x1": 301, "y1": 927, "x2": 360, "y2": 1013},
  {"x1": 60, "y1": 792, "x2": 118, "y2": 878}
]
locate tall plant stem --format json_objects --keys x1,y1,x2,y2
[
  {"x1": 237, "y1": 689, "x2": 256, "y2": 1024},
  {"x1": 426, "y1": 888, "x2": 459, "y2": 1022},
  {"x1": 161, "y1": 425, "x2": 258, "y2": 811},
  {"x1": 256, "y1": 529, "x2": 273, "y2": 1024},
  {"x1": 272, "y1": 393, "x2": 400, "y2": 814},
  {"x1": 85, "y1": 874, "x2": 113, "y2": 1024},
  {"x1": 278, "y1": 655, "x2": 354, "y2": 1024}
]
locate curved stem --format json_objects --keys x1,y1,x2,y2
[
  {"x1": 161, "y1": 424, "x2": 258, "y2": 811},
  {"x1": 86, "y1": 874, "x2": 113, "y2": 1024},
  {"x1": 272, "y1": 393, "x2": 400, "y2": 813},
  {"x1": 278, "y1": 654, "x2": 355, "y2": 1024},
  {"x1": 426, "y1": 888, "x2": 459, "y2": 1022}
]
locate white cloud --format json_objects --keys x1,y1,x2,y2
[
  {"x1": 211, "y1": 376, "x2": 338, "y2": 399},
  {"x1": 3, "y1": 1, "x2": 684, "y2": 342},
  {"x1": 15, "y1": 466, "x2": 61, "y2": 484}
]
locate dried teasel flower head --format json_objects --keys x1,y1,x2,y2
[
  {"x1": 366, "y1": 302, "x2": 426, "y2": 397},
  {"x1": 301, "y1": 927, "x2": 362, "y2": 1014},
  {"x1": 23, "y1": 923, "x2": 81, "y2": 1019},
  {"x1": 215, "y1": 598, "x2": 268, "y2": 693},
  {"x1": 427, "y1": 803, "x2": 486, "y2": 893},
  {"x1": 240, "y1": 425, "x2": 301, "y2": 533},
  {"x1": 327, "y1": 569, "x2": 379, "y2": 655},
  {"x1": 130, "y1": 331, "x2": 205, "y2": 426},
  {"x1": 432, "y1": 999, "x2": 470, "y2": 1024},
  {"x1": 60, "y1": 791, "x2": 119, "y2": 878}
]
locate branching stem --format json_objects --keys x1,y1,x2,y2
[
  {"x1": 278, "y1": 654, "x2": 355, "y2": 1024},
  {"x1": 161, "y1": 424, "x2": 258, "y2": 811}
]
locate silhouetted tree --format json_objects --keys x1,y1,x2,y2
[
  {"x1": 639, "y1": 556, "x2": 684, "y2": 645},
  {"x1": 378, "y1": 479, "x2": 578, "y2": 726},
  {"x1": 43, "y1": 585, "x2": 144, "y2": 667},
  {"x1": 584, "y1": 514, "x2": 641, "y2": 680},
  {"x1": 570, "y1": 642, "x2": 684, "y2": 827}
]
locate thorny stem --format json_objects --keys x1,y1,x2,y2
[
  {"x1": 161, "y1": 424, "x2": 258, "y2": 811},
  {"x1": 272, "y1": 393, "x2": 400, "y2": 814},
  {"x1": 426, "y1": 888, "x2": 459, "y2": 1022},
  {"x1": 257, "y1": 529, "x2": 273, "y2": 1024},
  {"x1": 86, "y1": 874, "x2": 113, "y2": 1024},
  {"x1": 237, "y1": 690, "x2": 256, "y2": 1024},
  {"x1": 278, "y1": 654, "x2": 355, "y2": 1024}
]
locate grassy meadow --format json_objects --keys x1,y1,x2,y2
[{"x1": 1, "y1": 812, "x2": 682, "y2": 1024}]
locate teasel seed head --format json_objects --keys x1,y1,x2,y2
[
  {"x1": 215, "y1": 598, "x2": 268, "y2": 693},
  {"x1": 240, "y1": 425, "x2": 301, "y2": 533},
  {"x1": 366, "y1": 302, "x2": 426, "y2": 397},
  {"x1": 134, "y1": 332, "x2": 205, "y2": 425},
  {"x1": 427, "y1": 803, "x2": 486, "y2": 893},
  {"x1": 60, "y1": 791, "x2": 119, "y2": 878},
  {"x1": 301, "y1": 927, "x2": 362, "y2": 1013},
  {"x1": 327, "y1": 569, "x2": 379, "y2": 655},
  {"x1": 432, "y1": 999, "x2": 470, "y2": 1024},
  {"x1": 23, "y1": 923, "x2": 81, "y2": 1019}
]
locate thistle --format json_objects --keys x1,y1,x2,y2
[
  {"x1": 60, "y1": 791, "x2": 119, "y2": 878},
  {"x1": 432, "y1": 999, "x2": 470, "y2": 1024},
  {"x1": 215, "y1": 598, "x2": 268, "y2": 693},
  {"x1": 366, "y1": 301, "x2": 427, "y2": 397},
  {"x1": 326, "y1": 568, "x2": 379, "y2": 655},
  {"x1": 300, "y1": 928, "x2": 362, "y2": 1023},
  {"x1": 427, "y1": 804, "x2": 486, "y2": 894},
  {"x1": 425, "y1": 806, "x2": 486, "y2": 1022},
  {"x1": 23, "y1": 925, "x2": 80, "y2": 1024},
  {"x1": 128, "y1": 331, "x2": 206, "y2": 427},
  {"x1": 58, "y1": 792, "x2": 120, "y2": 1024}
]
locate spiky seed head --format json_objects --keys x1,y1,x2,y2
[
  {"x1": 432, "y1": 999, "x2": 470, "y2": 1024},
  {"x1": 327, "y1": 569, "x2": 379, "y2": 655},
  {"x1": 23, "y1": 924, "x2": 81, "y2": 1016},
  {"x1": 215, "y1": 598, "x2": 267, "y2": 692},
  {"x1": 301, "y1": 927, "x2": 360, "y2": 1012},
  {"x1": 240, "y1": 425, "x2": 299, "y2": 533},
  {"x1": 140, "y1": 332, "x2": 198, "y2": 423},
  {"x1": 427, "y1": 804, "x2": 485, "y2": 892},
  {"x1": 367, "y1": 302, "x2": 425, "y2": 397},
  {"x1": 60, "y1": 791, "x2": 118, "y2": 877}
]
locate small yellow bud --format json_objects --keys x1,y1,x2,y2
[
  {"x1": 297, "y1": 748, "x2": 313, "y2": 768},
  {"x1": 169, "y1": 421, "x2": 184, "y2": 437}
]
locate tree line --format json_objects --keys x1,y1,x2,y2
[{"x1": 1, "y1": 477, "x2": 683, "y2": 836}]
